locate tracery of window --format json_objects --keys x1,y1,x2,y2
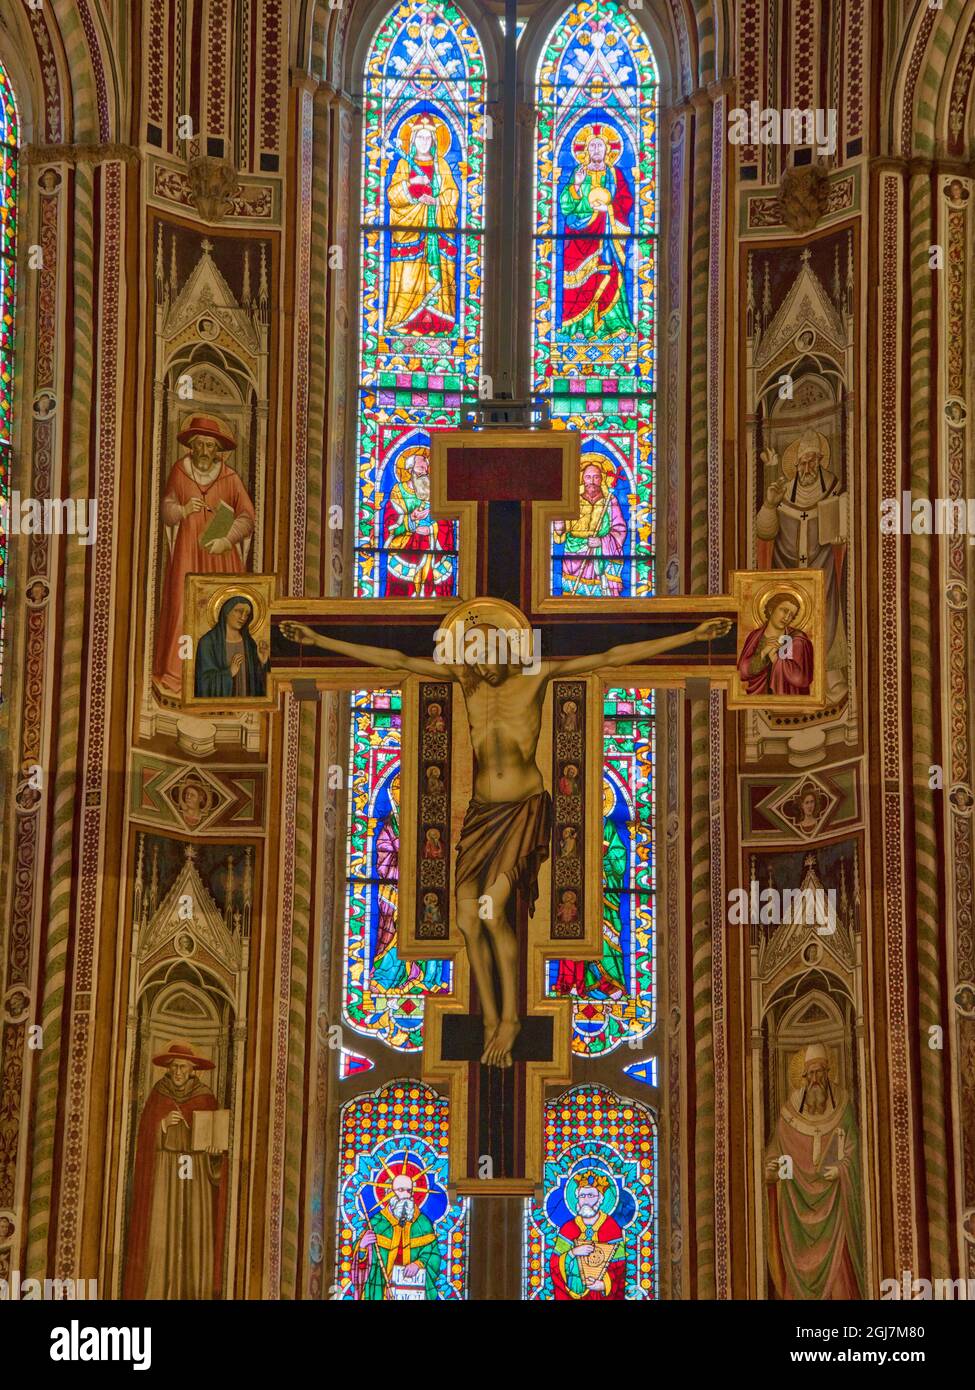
[
  {"x1": 0, "y1": 61, "x2": 19, "y2": 691},
  {"x1": 533, "y1": 1, "x2": 659, "y2": 1058}
]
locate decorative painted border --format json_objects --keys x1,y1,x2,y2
[
  {"x1": 708, "y1": 89, "x2": 730, "y2": 1301},
  {"x1": 53, "y1": 158, "x2": 123, "y2": 1276},
  {"x1": 941, "y1": 177, "x2": 975, "y2": 1278},
  {"x1": 550, "y1": 679, "x2": 586, "y2": 941},
  {"x1": 878, "y1": 170, "x2": 918, "y2": 1275},
  {"x1": 0, "y1": 167, "x2": 61, "y2": 1276},
  {"x1": 415, "y1": 681, "x2": 452, "y2": 941}
]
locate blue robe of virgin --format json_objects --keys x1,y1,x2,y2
[{"x1": 195, "y1": 594, "x2": 267, "y2": 698}]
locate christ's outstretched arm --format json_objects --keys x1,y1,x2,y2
[
  {"x1": 550, "y1": 617, "x2": 733, "y2": 677},
  {"x1": 279, "y1": 622, "x2": 447, "y2": 678}
]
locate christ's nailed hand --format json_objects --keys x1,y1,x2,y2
[
  {"x1": 693, "y1": 617, "x2": 733, "y2": 642},
  {"x1": 281, "y1": 622, "x2": 318, "y2": 646}
]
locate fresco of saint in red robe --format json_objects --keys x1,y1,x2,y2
[
  {"x1": 123, "y1": 1039, "x2": 228, "y2": 1300},
  {"x1": 153, "y1": 414, "x2": 256, "y2": 695}
]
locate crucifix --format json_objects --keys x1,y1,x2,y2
[{"x1": 184, "y1": 430, "x2": 824, "y2": 1195}]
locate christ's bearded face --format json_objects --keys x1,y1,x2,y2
[
  {"x1": 803, "y1": 1063, "x2": 830, "y2": 1115},
  {"x1": 588, "y1": 138, "x2": 607, "y2": 167},
  {"x1": 466, "y1": 624, "x2": 512, "y2": 686}
]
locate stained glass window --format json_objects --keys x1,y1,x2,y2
[
  {"x1": 549, "y1": 687, "x2": 655, "y2": 1055},
  {"x1": 343, "y1": 689, "x2": 451, "y2": 1053},
  {"x1": 523, "y1": 1084, "x2": 657, "y2": 1300},
  {"x1": 535, "y1": 3, "x2": 658, "y2": 1060},
  {"x1": 335, "y1": 1081, "x2": 470, "y2": 1299},
  {"x1": 343, "y1": 0, "x2": 486, "y2": 1050},
  {"x1": 353, "y1": 0, "x2": 487, "y2": 599},
  {"x1": 533, "y1": 0, "x2": 657, "y2": 598},
  {"x1": 0, "y1": 61, "x2": 19, "y2": 691}
]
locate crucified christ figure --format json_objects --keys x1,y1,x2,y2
[{"x1": 282, "y1": 602, "x2": 732, "y2": 1068}]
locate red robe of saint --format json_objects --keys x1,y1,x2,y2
[
  {"x1": 737, "y1": 623, "x2": 814, "y2": 696},
  {"x1": 153, "y1": 457, "x2": 255, "y2": 692},
  {"x1": 123, "y1": 1077, "x2": 228, "y2": 1300},
  {"x1": 550, "y1": 1214, "x2": 626, "y2": 1300}
]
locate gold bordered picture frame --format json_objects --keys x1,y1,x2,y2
[
  {"x1": 182, "y1": 573, "x2": 276, "y2": 710},
  {"x1": 728, "y1": 569, "x2": 826, "y2": 710}
]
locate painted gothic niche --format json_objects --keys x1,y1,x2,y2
[
  {"x1": 743, "y1": 229, "x2": 858, "y2": 766},
  {"x1": 141, "y1": 226, "x2": 271, "y2": 754},
  {"x1": 117, "y1": 834, "x2": 255, "y2": 1300},
  {"x1": 749, "y1": 839, "x2": 872, "y2": 1300}
]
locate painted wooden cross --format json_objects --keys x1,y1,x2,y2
[{"x1": 184, "y1": 429, "x2": 824, "y2": 1195}]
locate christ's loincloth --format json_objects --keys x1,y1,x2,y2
[{"x1": 454, "y1": 791, "x2": 552, "y2": 917}]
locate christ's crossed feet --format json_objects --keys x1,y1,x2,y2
[{"x1": 481, "y1": 1018, "x2": 521, "y2": 1069}]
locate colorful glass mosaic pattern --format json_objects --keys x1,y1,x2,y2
[
  {"x1": 339, "y1": 1047, "x2": 375, "y2": 1080},
  {"x1": 523, "y1": 1084, "x2": 657, "y2": 1300},
  {"x1": 533, "y1": 1, "x2": 657, "y2": 597},
  {"x1": 343, "y1": 689, "x2": 451, "y2": 1052},
  {"x1": 623, "y1": 1057, "x2": 657, "y2": 1087},
  {"x1": 548, "y1": 688, "x2": 655, "y2": 1056},
  {"x1": 0, "y1": 61, "x2": 18, "y2": 690},
  {"x1": 336, "y1": 1081, "x2": 470, "y2": 1299},
  {"x1": 353, "y1": 0, "x2": 487, "y2": 598}
]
